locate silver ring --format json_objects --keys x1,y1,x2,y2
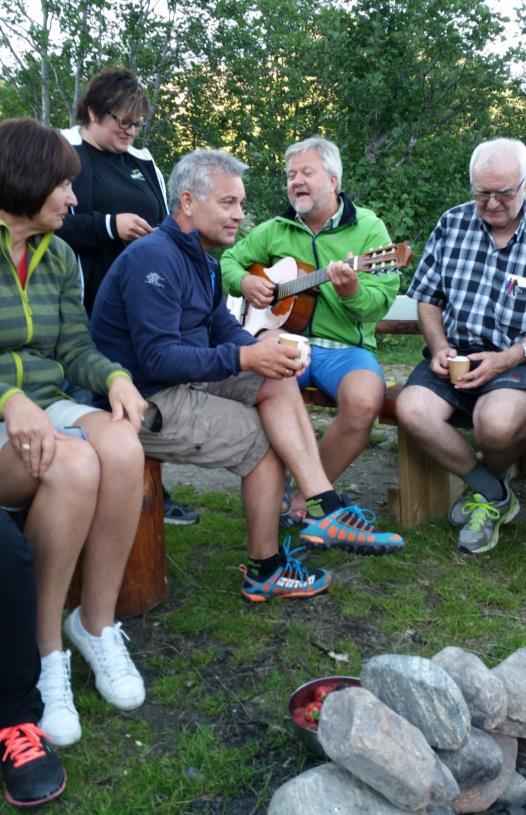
[{"x1": 20, "y1": 442, "x2": 31, "y2": 451}]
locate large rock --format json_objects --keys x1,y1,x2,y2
[
  {"x1": 426, "y1": 808, "x2": 455, "y2": 814},
  {"x1": 361, "y1": 654, "x2": 470, "y2": 749},
  {"x1": 436, "y1": 726, "x2": 503, "y2": 787},
  {"x1": 267, "y1": 762, "x2": 419, "y2": 815},
  {"x1": 432, "y1": 646, "x2": 507, "y2": 731},
  {"x1": 496, "y1": 770, "x2": 526, "y2": 805},
  {"x1": 317, "y1": 686, "x2": 459, "y2": 811},
  {"x1": 518, "y1": 737, "x2": 526, "y2": 772},
  {"x1": 452, "y1": 734, "x2": 518, "y2": 814},
  {"x1": 492, "y1": 649, "x2": 526, "y2": 738}
]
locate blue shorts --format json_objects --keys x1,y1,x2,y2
[{"x1": 297, "y1": 345, "x2": 384, "y2": 401}]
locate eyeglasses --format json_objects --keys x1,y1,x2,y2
[
  {"x1": 471, "y1": 175, "x2": 526, "y2": 204},
  {"x1": 107, "y1": 111, "x2": 144, "y2": 131}
]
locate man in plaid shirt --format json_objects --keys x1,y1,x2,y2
[{"x1": 397, "y1": 138, "x2": 526, "y2": 554}]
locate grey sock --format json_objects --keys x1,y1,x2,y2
[{"x1": 464, "y1": 464, "x2": 506, "y2": 502}]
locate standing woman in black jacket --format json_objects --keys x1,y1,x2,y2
[
  {"x1": 58, "y1": 67, "x2": 168, "y2": 316},
  {"x1": 58, "y1": 67, "x2": 198, "y2": 525}
]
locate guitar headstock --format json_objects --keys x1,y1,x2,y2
[{"x1": 356, "y1": 242, "x2": 413, "y2": 274}]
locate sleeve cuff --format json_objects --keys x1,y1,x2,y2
[
  {"x1": 0, "y1": 388, "x2": 23, "y2": 418},
  {"x1": 106, "y1": 214, "x2": 117, "y2": 239}
]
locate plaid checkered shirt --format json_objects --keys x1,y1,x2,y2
[{"x1": 407, "y1": 201, "x2": 526, "y2": 350}]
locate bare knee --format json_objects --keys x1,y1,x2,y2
[
  {"x1": 43, "y1": 439, "x2": 100, "y2": 493},
  {"x1": 337, "y1": 390, "x2": 383, "y2": 431},
  {"x1": 396, "y1": 387, "x2": 432, "y2": 433},
  {"x1": 475, "y1": 410, "x2": 521, "y2": 451},
  {"x1": 95, "y1": 422, "x2": 144, "y2": 478}
]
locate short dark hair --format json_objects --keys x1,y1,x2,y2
[
  {"x1": 76, "y1": 67, "x2": 149, "y2": 126},
  {"x1": 0, "y1": 118, "x2": 80, "y2": 217}
]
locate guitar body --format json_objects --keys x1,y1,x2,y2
[{"x1": 243, "y1": 257, "x2": 317, "y2": 335}]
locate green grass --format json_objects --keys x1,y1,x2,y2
[
  {"x1": 50, "y1": 485, "x2": 526, "y2": 814},
  {"x1": 376, "y1": 332, "x2": 425, "y2": 366}
]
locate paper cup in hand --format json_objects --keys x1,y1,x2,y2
[
  {"x1": 448, "y1": 355, "x2": 470, "y2": 384},
  {"x1": 279, "y1": 332, "x2": 310, "y2": 366}
]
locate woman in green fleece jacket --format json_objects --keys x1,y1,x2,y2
[{"x1": 0, "y1": 118, "x2": 148, "y2": 750}]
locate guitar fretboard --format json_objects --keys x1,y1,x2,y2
[{"x1": 275, "y1": 259, "x2": 399, "y2": 302}]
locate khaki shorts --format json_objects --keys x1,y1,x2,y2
[{"x1": 139, "y1": 372, "x2": 270, "y2": 477}]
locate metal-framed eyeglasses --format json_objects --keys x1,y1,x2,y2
[
  {"x1": 107, "y1": 111, "x2": 144, "y2": 131},
  {"x1": 471, "y1": 175, "x2": 526, "y2": 204}
]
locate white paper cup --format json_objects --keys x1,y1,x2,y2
[
  {"x1": 279, "y1": 332, "x2": 310, "y2": 365},
  {"x1": 448, "y1": 355, "x2": 470, "y2": 384}
]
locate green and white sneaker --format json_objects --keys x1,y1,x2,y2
[{"x1": 457, "y1": 485, "x2": 519, "y2": 554}]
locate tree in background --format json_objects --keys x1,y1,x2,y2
[{"x1": 0, "y1": 0, "x2": 525, "y2": 259}]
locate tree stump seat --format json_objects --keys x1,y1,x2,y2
[{"x1": 66, "y1": 457, "x2": 169, "y2": 618}]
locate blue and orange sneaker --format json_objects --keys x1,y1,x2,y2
[
  {"x1": 239, "y1": 538, "x2": 332, "y2": 603},
  {"x1": 299, "y1": 504, "x2": 404, "y2": 555}
]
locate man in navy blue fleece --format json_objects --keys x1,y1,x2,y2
[{"x1": 91, "y1": 150, "x2": 404, "y2": 603}]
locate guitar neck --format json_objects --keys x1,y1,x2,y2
[
  {"x1": 276, "y1": 266, "x2": 330, "y2": 301},
  {"x1": 274, "y1": 257, "x2": 393, "y2": 303},
  {"x1": 269, "y1": 243, "x2": 412, "y2": 304}
]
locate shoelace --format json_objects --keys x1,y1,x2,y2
[
  {"x1": 39, "y1": 651, "x2": 74, "y2": 709},
  {"x1": 463, "y1": 496, "x2": 500, "y2": 532},
  {"x1": 338, "y1": 504, "x2": 376, "y2": 530},
  {"x1": 0, "y1": 724, "x2": 46, "y2": 768},
  {"x1": 98, "y1": 623, "x2": 136, "y2": 679},
  {"x1": 280, "y1": 536, "x2": 311, "y2": 581}
]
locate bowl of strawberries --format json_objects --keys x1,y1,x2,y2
[{"x1": 288, "y1": 675, "x2": 361, "y2": 757}]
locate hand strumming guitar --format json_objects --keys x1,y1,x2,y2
[
  {"x1": 240, "y1": 273, "x2": 275, "y2": 309},
  {"x1": 326, "y1": 254, "x2": 360, "y2": 298}
]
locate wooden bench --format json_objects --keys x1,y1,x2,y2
[
  {"x1": 66, "y1": 457, "x2": 169, "y2": 618},
  {"x1": 302, "y1": 295, "x2": 463, "y2": 526}
]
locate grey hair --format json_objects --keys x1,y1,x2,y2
[
  {"x1": 285, "y1": 137, "x2": 342, "y2": 193},
  {"x1": 469, "y1": 138, "x2": 526, "y2": 183},
  {"x1": 168, "y1": 149, "x2": 248, "y2": 212}
]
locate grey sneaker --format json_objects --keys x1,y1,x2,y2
[
  {"x1": 448, "y1": 488, "x2": 475, "y2": 527},
  {"x1": 163, "y1": 488, "x2": 199, "y2": 525},
  {"x1": 457, "y1": 486, "x2": 520, "y2": 554}
]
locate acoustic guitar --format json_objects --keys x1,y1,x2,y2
[{"x1": 230, "y1": 242, "x2": 413, "y2": 335}]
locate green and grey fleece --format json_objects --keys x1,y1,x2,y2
[{"x1": 0, "y1": 221, "x2": 128, "y2": 417}]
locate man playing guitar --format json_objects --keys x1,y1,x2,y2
[{"x1": 221, "y1": 136, "x2": 400, "y2": 524}]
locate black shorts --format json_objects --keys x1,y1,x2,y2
[{"x1": 403, "y1": 358, "x2": 526, "y2": 428}]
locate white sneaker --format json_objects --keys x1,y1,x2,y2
[
  {"x1": 37, "y1": 650, "x2": 82, "y2": 747},
  {"x1": 64, "y1": 607, "x2": 145, "y2": 711}
]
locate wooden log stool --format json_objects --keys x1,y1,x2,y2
[{"x1": 66, "y1": 457, "x2": 169, "y2": 618}]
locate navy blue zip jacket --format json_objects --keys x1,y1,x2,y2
[{"x1": 90, "y1": 215, "x2": 256, "y2": 397}]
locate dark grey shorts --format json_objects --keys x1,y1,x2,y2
[
  {"x1": 404, "y1": 358, "x2": 526, "y2": 427},
  {"x1": 138, "y1": 372, "x2": 270, "y2": 477}
]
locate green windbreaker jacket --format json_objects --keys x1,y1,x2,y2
[{"x1": 221, "y1": 194, "x2": 400, "y2": 351}]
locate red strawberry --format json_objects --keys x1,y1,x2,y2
[
  {"x1": 304, "y1": 701, "x2": 323, "y2": 726},
  {"x1": 313, "y1": 683, "x2": 334, "y2": 702}
]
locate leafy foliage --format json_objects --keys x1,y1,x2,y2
[{"x1": 0, "y1": 0, "x2": 525, "y2": 243}]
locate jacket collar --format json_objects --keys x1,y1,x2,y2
[{"x1": 280, "y1": 191, "x2": 357, "y2": 227}]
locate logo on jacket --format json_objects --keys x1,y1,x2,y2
[
  {"x1": 131, "y1": 169, "x2": 146, "y2": 181},
  {"x1": 145, "y1": 272, "x2": 165, "y2": 288}
]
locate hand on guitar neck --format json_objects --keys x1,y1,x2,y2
[
  {"x1": 326, "y1": 256, "x2": 360, "y2": 298},
  {"x1": 239, "y1": 332, "x2": 307, "y2": 380}
]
